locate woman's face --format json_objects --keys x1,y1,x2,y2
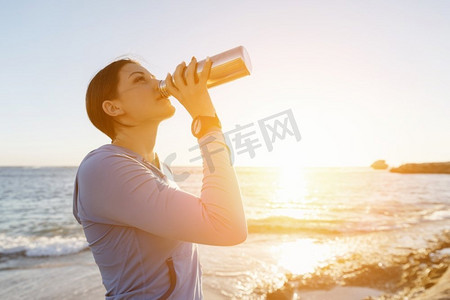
[{"x1": 112, "y1": 62, "x2": 175, "y2": 126}]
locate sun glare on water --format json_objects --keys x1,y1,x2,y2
[
  {"x1": 268, "y1": 164, "x2": 341, "y2": 275},
  {"x1": 269, "y1": 165, "x2": 315, "y2": 219},
  {"x1": 273, "y1": 238, "x2": 336, "y2": 275}
]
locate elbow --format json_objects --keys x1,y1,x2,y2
[
  {"x1": 209, "y1": 219, "x2": 247, "y2": 246},
  {"x1": 235, "y1": 227, "x2": 248, "y2": 245},
  {"x1": 225, "y1": 222, "x2": 248, "y2": 246},
  {"x1": 228, "y1": 210, "x2": 248, "y2": 245}
]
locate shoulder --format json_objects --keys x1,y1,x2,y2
[
  {"x1": 77, "y1": 145, "x2": 151, "y2": 182},
  {"x1": 79, "y1": 144, "x2": 128, "y2": 169}
]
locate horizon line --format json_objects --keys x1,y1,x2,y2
[
  {"x1": 1, "y1": 161, "x2": 448, "y2": 169},
  {"x1": 0, "y1": 164, "x2": 393, "y2": 169}
]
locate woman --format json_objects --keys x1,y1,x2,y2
[{"x1": 73, "y1": 55, "x2": 247, "y2": 299}]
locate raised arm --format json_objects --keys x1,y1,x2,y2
[
  {"x1": 76, "y1": 127, "x2": 247, "y2": 246},
  {"x1": 75, "y1": 55, "x2": 247, "y2": 246}
]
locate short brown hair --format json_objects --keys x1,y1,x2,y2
[{"x1": 85, "y1": 59, "x2": 137, "y2": 139}]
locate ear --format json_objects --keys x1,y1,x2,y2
[{"x1": 102, "y1": 100, "x2": 124, "y2": 117}]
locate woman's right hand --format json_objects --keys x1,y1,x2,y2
[{"x1": 165, "y1": 56, "x2": 217, "y2": 119}]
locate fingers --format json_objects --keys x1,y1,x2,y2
[
  {"x1": 199, "y1": 56, "x2": 212, "y2": 85},
  {"x1": 165, "y1": 73, "x2": 180, "y2": 98},
  {"x1": 173, "y1": 61, "x2": 187, "y2": 87},
  {"x1": 186, "y1": 56, "x2": 198, "y2": 86},
  {"x1": 168, "y1": 56, "x2": 210, "y2": 101}
]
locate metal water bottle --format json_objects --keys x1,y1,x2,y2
[{"x1": 158, "y1": 45, "x2": 252, "y2": 98}]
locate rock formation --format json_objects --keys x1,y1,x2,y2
[
  {"x1": 390, "y1": 162, "x2": 450, "y2": 174},
  {"x1": 371, "y1": 160, "x2": 388, "y2": 170}
]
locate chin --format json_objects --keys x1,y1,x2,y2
[{"x1": 161, "y1": 105, "x2": 176, "y2": 120}]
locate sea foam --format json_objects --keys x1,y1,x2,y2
[{"x1": 0, "y1": 233, "x2": 88, "y2": 257}]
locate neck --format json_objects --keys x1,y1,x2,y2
[{"x1": 112, "y1": 121, "x2": 159, "y2": 164}]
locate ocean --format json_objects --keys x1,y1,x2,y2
[{"x1": 0, "y1": 166, "x2": 449, "y2": 299}]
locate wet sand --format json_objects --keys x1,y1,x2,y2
[
  {"x1": 295, "y1": 286, "x2": 384, "y2": 299},
  {"x1": 266, "y1": 234, "x2": 450, "y2": 300},
  {"x1": 1, "y1": 244, "x2": 448, "y2": 299},
  {"x1": 415, "y1": 267, "x2": 450, "y2": 300},
  {"x1": 0, "y1": 250, "x2": 225, "y2": 300}
]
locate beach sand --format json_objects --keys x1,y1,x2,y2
[
  {"x1": 291, "y1": 286, "x2": 384, "y2": 299},
  {"x1": 415, "y1": 267, "x2": 450, "y2": 300},
  {"x1": 0, "y1": 251, "x2": 104, "y2": 300},
  {"x1": 0, "y1": 250, "x2": 224, "y2": 300},
  {"x1": 1, "y1": 248, "x2": 448, "y2": 299}
]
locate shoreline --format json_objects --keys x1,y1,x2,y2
[
  {"x1": 266, "y1": 267, "x2": 450, "y2": 300},
  {"x1": 1, "y1": 227, "x2": 449, "y2": 299},
  {"x1": 266, "y1": 231, "x2": 450, "y2": 300},
  {"x1": 0, "y1": 244, "x2": 448, "y2": 299},
  {"x1": 0, "y1": 250, "x2": 225, "y2": 300},
  {"x1": 1, "y1": 247, "x2": 448, "y2": 300}
]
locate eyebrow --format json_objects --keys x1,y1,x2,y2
[{"x1": 128, "y1": 71, "x2": 156, "y2": 79}]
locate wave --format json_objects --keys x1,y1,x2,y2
[
  {"x1": 247, "y1": 216, "x2": 412, "y2": 235},
  {"x1": 424, "y1": 210, "x2": 450, "y2": 221},
  {"x1": 247, "y1": 216, "x2": 352, "y2": 235},
  {"x1": 0, "y1": 234, "x2": 88, "y2": 258}
]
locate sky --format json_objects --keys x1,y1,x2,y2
[{"x1": 1, "y1": 0, "x2": 449, "y2": 168}]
